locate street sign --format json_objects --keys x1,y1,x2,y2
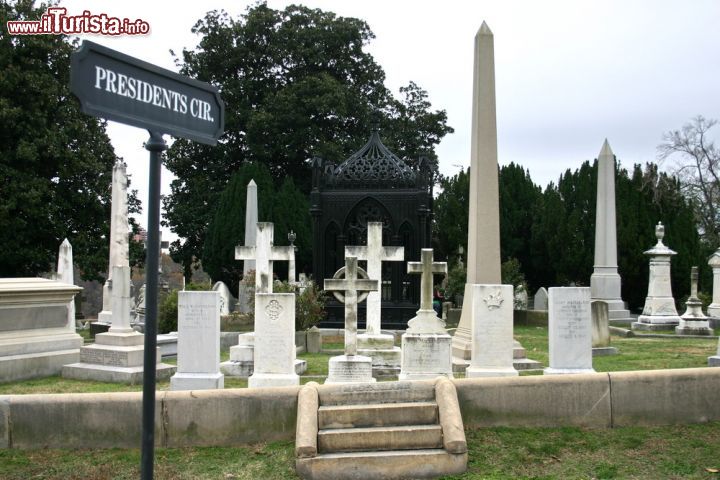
[{"x1": 70, "y1": 40, "x2": 224, "y2": 145}]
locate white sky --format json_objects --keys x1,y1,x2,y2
[{"x1": 63, "y1": 0, "x2": 720, "y2": 243}]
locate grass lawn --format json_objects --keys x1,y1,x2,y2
[{"x1": 0, "y1": 422, "x2": 718, "y2": 479}]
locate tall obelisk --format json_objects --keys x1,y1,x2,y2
[
  {"x1": 590, "y1": 140, "x2": 631, "y2": 321},
  {"x1": 97, "y1": 160, "x2": 130, "y2": 324},
  {"x1": 238, "y1": 179, "x2": 258, "y2": 313},
  {"x1": 452, "y1": 22, "x2": 502, "y2": 361}
]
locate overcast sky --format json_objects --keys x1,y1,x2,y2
[{"x1": 63, "y1": 0, "x2": 720, "y2": 243}]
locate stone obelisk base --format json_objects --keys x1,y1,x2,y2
[
  {"x1": 325, "y1": 354, "x2": 375, "y2": 384},
  {"x1": 171, "y1": 372, "x2": 224, "y2": 390},
  {"x1": 358, "y1": 333, "x2": 401, "y2": 378}
]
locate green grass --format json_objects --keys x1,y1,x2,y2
[{"x1": 0, "y1": 424, "x2": 718, "y2": 479}]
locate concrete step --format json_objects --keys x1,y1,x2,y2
[
  {"x1": 296, "y1": 449, "x2": 468, "y2": 480},
  {"x1": 318, "y1": 401, "x2": 438, "y2": 429},
  {"x1": 318, "y1": 425, "x2": 442, "y2": 453}
]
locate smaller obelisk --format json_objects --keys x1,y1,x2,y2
[
  {"x1": 590, "y1": 140, "x2": 632, "y2": 323},
  {"x1": 57, "y1": 238, "x2": 77, "y2": 330},
  {"x1": 97, "y1": 160, "x2": 130, "y2": 324},
  {"x1": 238, "y1": 179, "x2": 258, "y2": 313}
]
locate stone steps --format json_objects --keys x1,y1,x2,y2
[
  {"x1": 318, "y1": 424, "x2": 443, "y2": 453},
  {"x1": 295, "y1": 378, "x2": 467, "y2": 479}
]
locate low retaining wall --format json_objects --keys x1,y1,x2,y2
[{"x1": 1, "y1": 368, "x2": 718, "y2": 449}]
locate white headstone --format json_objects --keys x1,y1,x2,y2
[
  {"x1": 591, "y1": 300, "x2": 618, "y2": 356},
  {"x1": 171, "y1": 291, "x2": 224, "y2": 390},
  {"x1": 514, "y1": 286, "x2": 528, "y2": 310},
  {"x1": 466, "y1": 285, "x2": 517, "y2": 377},
  {"x1": 707, "y1": 249, "x2": 720, "y2": 319},
  {"x1": 534, "y1": 287, "x2": 548, "y2": 311},
  {"x1": 545, "y1": 287, "x2": 595, "y2": 375},
  {"x1": 248, "y1": 293, "x2": 299, "y2": 387},
  {"x1": 212, "y1": 281, "x2": 235, "y2": 316},
  {"x1": 57, "y1": 238, "x2": 76, "y2": 330}
]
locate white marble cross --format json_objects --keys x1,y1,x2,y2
[
  {"x1": 345, "y1": 222, "x2": 404, "y2": 335},
  {"x1": 235, "y1": 222, "x2": 294, "y2": 294},
  {"x1": 408, "y1": 249, "x2": 448, "y2": 312},
  {"x1": 324, "y1": 257, "x2": 378, "y2": 356}
]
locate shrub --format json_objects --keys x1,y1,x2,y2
[{"x1": 157, "y1": 282, "x2": 212, "y2": 333}]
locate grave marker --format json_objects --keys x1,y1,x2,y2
[{"x1": 545, "y1": 287, "x2": 595, "y2": 375}]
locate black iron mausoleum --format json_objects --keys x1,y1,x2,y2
[{"x1": 311, "y1": 130, "x2": 434, "y2": 329}]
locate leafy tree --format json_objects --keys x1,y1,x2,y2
[
  {"x1": 0, "y1": 1, "x2": 135, "y2": 280},
  {"x1": 432, "y1": 168, "x2": 470, "y2": 262},
  {"x1": 164, "y1": 3, "x2": 452, "y2": 276}
]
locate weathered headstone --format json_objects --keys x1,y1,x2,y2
[
  {"x1": 676, "y1": 267, "x2": 713, "y2": 335},
  {"x1": 0, "y1": 278, "x2": 84, "y2": 381},
  {"x1": 63, "y1": 265, "x2": 175, "y2": 383},
  {"x1": 307, "y1": 325, "x2": 322, "y2": 353},
  {"x1": 466, "y1": 284, "x2": 517, "y2": 377},
  {"x1": 170, "y1": 291, "x2": 223, "y2": 390},
  {"x1": 400, "y1": 249, "x2": 453, "y2": 380},
  {"x1": 249, "y1": 293, "x2": 299, "y2": 387},
  {"x1": 57, "y1": 238, "x2": 78, "y2": 329},
  {"x1": 544, "y1": 287, "x2": 595, "y2": 375},
  {"x1": 633, "y1": 223, "x2": 682, "y2": 331},
  {"x1": 590, "y1": 140, "x2": 633, "y2": 323},
  {"x1": 324, "y1": 257, "x2": 378, "y2": 383},
  {"x1": 212, "y1": 281, "x2": 235, "y2": 316},
  {"x1": 97, "y1": 160, "x2": 130, "y2": 325},
  {"x1": 533, "y1": 287, "x2": 548, "y2": 311},
  {"x1": 514, "y1": 286, "x2": 528, "y2": 310},
  {"x1": 238, "y1": 179, "x2": 258, "y2": 313},
  {"x1": 707, "y1": 249, "x2": 720, "y2": 327},
  {"x1": 591, "y1": 300, "x2": 618, "y2": 356},
  {"x1": 709, "y1": 339, "x2": 720, "y2": 366},
  {"x1": 345, "y1": 222, "x2": 404, "y2": 376}
]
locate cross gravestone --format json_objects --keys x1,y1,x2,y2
[
  {"x1": 400, "y1": 249, "x2": 453, "y2": 380},
  {"x1": 324, "y1": 256, "x2": 378, "y2": 383},
  {"x1": 345, "y1": 222, "x2": 404, "y2": 375},
  {"x1": 170, "y1": 291, "x2": 223, "y2": 390},
  {"x1": 466, "y1": 284, "x2": 517, "y2": 377},
  {"x1": 544, "y1": 287, "x2": 595, "y2": 375}
]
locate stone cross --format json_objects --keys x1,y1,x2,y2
[
  {"x1": 408, "y1": 249, "x2": 448, "y2": 312},
  {"x1": 324, "y1": 257, "x2": 378, "y2": 356},
  {"x1": 345, "y1": 222, "x2": 404, "y2": 335},
  {"x1": 235, "y1": 222, "x2": 294, "y2": 294}
]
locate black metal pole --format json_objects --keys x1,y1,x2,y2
[{"x1": 141, "y1": 131, "x2": 166, "y2": 480}]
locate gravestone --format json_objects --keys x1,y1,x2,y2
[
  {"x1": 345, "y1": 222, "x2": 404, "y2": 376},
  {"x1": 707, "y1": 250, "x2": 720, "y2": 326},
  {"x1": 633, "y1": 223, "x2": 682, "y2": 331},
  {"x1": 220, "y1": 332, "x2": 254, "y2": 377},
  {"x1": 514, "y1": 287, "x2": 528, "y2": 310},
  {"x1": 97, "y1": 160, "x2": 130, "y2": 325},
  {"x1": 466, "y1": 284, "x2": 517, "y2": 377},
  {"x1": 0, "y1": 278, "x2": 84, "y2": 382},
  {"x1": 212, "y1": 281, "x2": 235, "y2": 316},
  {"x1": 307, "y1": 326, "x2": 322, "y2": 353},
  {"x1": 249, "y1": 293, "x2": 299, "y2": 387},
  {"x1": 709, "y1": 339, "x2": 720, "y2": 366},
  {"x1": 676, "y1": 267, "x2": 713, "y2": 336},
  {"x1": 591, "y1": 300, "x2": 618, "y2": 356},
  {"x1": 533, "y1": 287, "x2": 548, "y2": 311},
  {"x1": 63, "y1": 265, "x2": 175, "y2": 383},
  {"x1": 400, "y1": 249, "x2": 453, "y2": 380},
  {"x1": 57, "y1": 239, "x2": 78, "y2": 329},
  {"x1": 237, "y1": 179, "x2": 258, "y2": 313},
  {"x1": 544, "y1": 287, "x2": 595, "y2": 375},
  {"x1": 170, "y1": 291, "x2": 223, "y2": 390},
  {"x1": 590, "y1": 140, "x2": 633, "y2": 323},
  {"x1": 324, "y1": 257, "x2": 378, "y2": 384}
]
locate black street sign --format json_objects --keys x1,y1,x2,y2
[{"x1": 70, "y1": 40, "x2": 224, "y2": 145}]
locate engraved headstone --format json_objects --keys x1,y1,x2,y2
[
  {"x1": 324, "y1": 256, "x2": 378, "y2": 384},
  {"x1": 212, "y1": 281, "x2": 235, "y2": 316},
  {"x1": 400, "y1": 249, "x2": 453, "y2": 380},
  {"x1": 171, "y1": 291, "x2": 223, "y2": 390},
  {"x1": 249, "y1": 293, "x2": 299, "y2": 387},
  {"x1": 466, "y1": 284, "x2": 517, "y2": 377},
  {"x1": 545, "y1": 287, "x2": 595, "y2": 375},
  {"x1": 533, "y1": 287, "x2": 548, "y2": 311}
]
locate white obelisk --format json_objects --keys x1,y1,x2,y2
[
  {"x1": 590, "y1": 140, "x2": 632, "y2": 322},
  {"x1": 97, "y1": 160, "x2": 130, "y2": 324},
  {"x1": 452, "y1": 22, "x2": 502, "y2": 361},
  {"x1": 238, "y1": 179, "x2": 258, "y2": 313}
]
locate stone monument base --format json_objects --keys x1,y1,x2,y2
[
  {"x1": 708, "y1": 317, "x2": 720, "y2": 329},
  {"x1": 170, "y1": 372, "x2": 224, "y2": 391},
  {"x1": 325, "y1": 354, "x2": 375, "y2": 384},
  {"x1": 632, "y1": 316, "x2": 681, "y2": 331},
  {"x1": 221, "y1": 358, "x2": 307, "y2": 377},
  {"x1": 248, "y1": 372, "x2": 299, "y2": 388},
  {"x1": 675, "y1": 324, "x2": 714, "y2": 336},
  {"x1": 357, "y1": 333, "x2": 401, "y2": 377},
  {"x1": 709, "y1": 355, "x2": 720, "y2": 367},
  {"x1": 592, "y1": 347, "x2": 619, "y2": 356},
  {"x1": 466, "y1": 366, "x2": 518, "y2": 378},
  {"x1": 0, "y1": 347, "x2": 81, "y2": 383},
  {"x1": 544, "y1": 367, "x2": 596, "y2": 375},
  {"x1": 399, "y1": 333, "x2": 453, "y2": 381}
]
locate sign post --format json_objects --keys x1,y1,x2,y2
[{"x1": 70, "y1": 41, "x2": 223, "y2": 480}]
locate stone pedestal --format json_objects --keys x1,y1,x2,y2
[
  {"x1": 709, "y1": 340, "x2": 720, "y2": 367},
  {"x1": 400, "y1": 333, "x2": 453, "y2": 380},
  {"x1": 0, "y1": 278, "x2": 84, "y2": 382},
  {"x1": 325, "y1": 354, "x2": 375, "y2": 384},
  {"x1": 221, "y1": 332, "x2": 255, "y2": 377},
  {"x1": 707, "y1": 250, "x2": 720, "y2": 318},
  {"x1": 591, "y1": 301, "x2": 618, "y2": 356},
  {"x1": 357, "y1": 332, "x2": 401, "y2": 377},
  {"x1": 544, "y1": 287, "x2": 595, "y2": 375},
  {"x1": 676, "y1": 266, "x2": 714, "y2": 336}
]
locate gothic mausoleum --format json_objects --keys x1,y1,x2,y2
[{"x1": 310, "y1": 130, "x2": 434, "y2": 329}]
